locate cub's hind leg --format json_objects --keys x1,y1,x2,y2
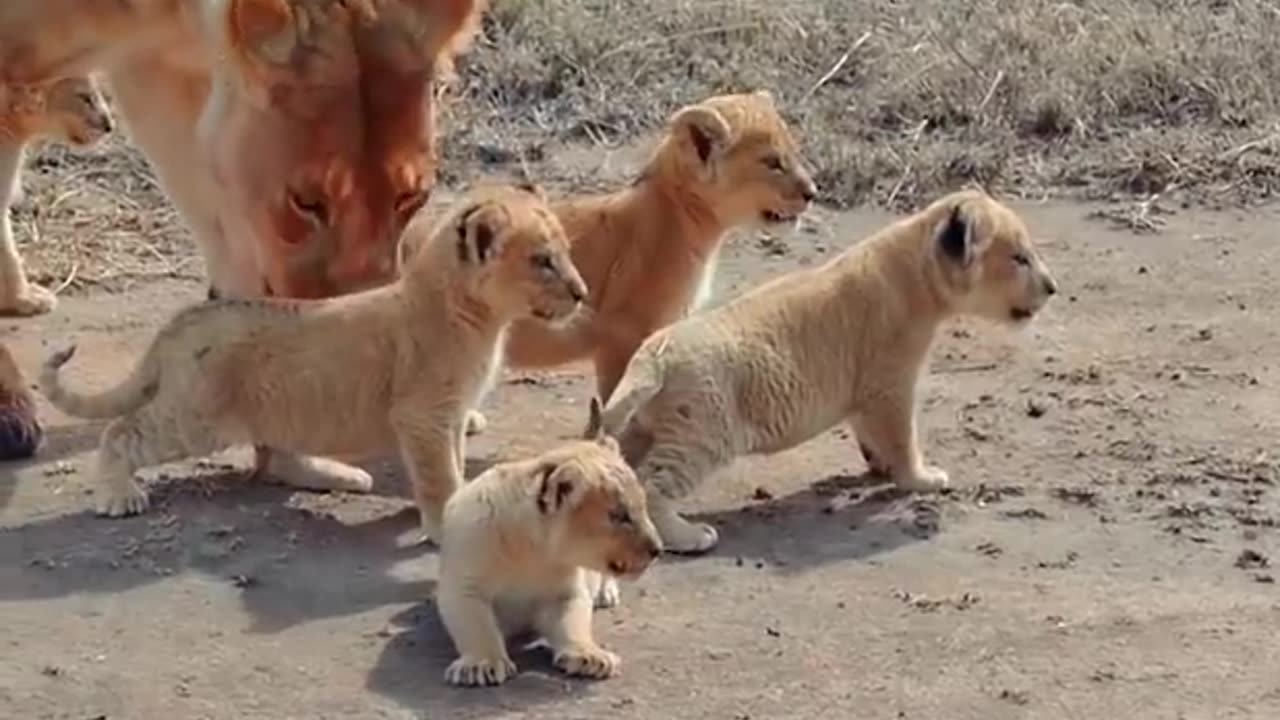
[
  {"x1": 635, "y1": 436, "x2": 727, "y2": 555},
  {"x1": 93, "y1": 409, "x2": 225, "y2": 517}
]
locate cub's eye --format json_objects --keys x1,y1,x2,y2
[
  {"x1": 761, "y1": 154, "x2": 784, "y2": 171},
  {"x1": 609, "y1": 507, "x2": 633, "y2": 527},
  {"x1": 395, "y1": 188, "x2": 429, "y2": 216},
  {"x1": 1012, "y1": 251, "x2": 1031, "y2": 266},
  {"x1": 287, "y1": 190, "x2": 328, "y2": 226},
  {"x1": 530, "y1": 252, "x2": 555, "y2": 272}
]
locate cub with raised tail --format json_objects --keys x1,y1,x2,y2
[{"x1": 40, "y1": 183, "x2": 587, "y2": 546}]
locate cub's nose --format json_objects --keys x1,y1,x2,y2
[
  {"x1": 646, "y1": 537, "x2": 663, "y2": 559},
  {"x1": 568, "y1": 282, "x2": 587, "y2": 304},
  {"x1": 1043, "y1": 276, "x2": 1058, "y2": 296}
]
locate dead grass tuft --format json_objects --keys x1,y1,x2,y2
[{"x1": 440, "y1": 0, "x2": 1280, "y2": 209}]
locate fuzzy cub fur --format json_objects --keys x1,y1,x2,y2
[
  {"x1": 596, "y1": 189, "x2": 1059, "y2": 554},
  {"x1": 40, "y1": 183, "x2": 587, "y2": 545},
  {"x1": 403, "y1": 91, "x2": 816, "y2": 417},
  {"x1": 438, "y1": 399, "x2": 662, "y2": 687}
]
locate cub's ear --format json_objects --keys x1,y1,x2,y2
[
  {"x1": 936, "y1": 204, "x2": 972, "y2": 266},
  {"x1": 536, "y1": 461, "x2": 586, "y2": 515},
  {"x1": 455, "y1": 202, "x2": 508, "y2": 265},
  {"x1": 670, "y1": 104, "x2": 732, "y2": 168},
  {"x1": 224, "y1": 0, "x2": 300, "y2": 69}
]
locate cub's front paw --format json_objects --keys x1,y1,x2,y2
[
  {"x1": 444, "y1": 655, "x2": 517, "y2": 687},
  {"x1": 895, "y1": 465, "x2": 949, "y2": 493},
  {"x1": 94, "y1": 481, "x2": 150, "y2": 517},
  {"x1": 553, "y1": 645, "x2": 620, "y2": 680}
]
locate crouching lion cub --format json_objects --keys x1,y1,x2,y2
[
  {"x1": 40, "y1": 183, "x2": 587, "y2": 546},
  {"x1": 597, "y1": 189, "x2": 1059, "y2": 554},
  {"x1": 438, "y1": 399, "x2": 662, "y2": 687}
]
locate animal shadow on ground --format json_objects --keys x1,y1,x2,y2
[
  {"x1": 366, "y1": 601, "x2": 594, "y2": 715},
  {"x1": 1, "y1": 449, "x2": 498, "y2": 634},
  {"x1": 674, "y1": 471, "x2": 937, "y2": 572},
  {"x1": 0, "y1": 420, "x2": 105, "y2": 512}
]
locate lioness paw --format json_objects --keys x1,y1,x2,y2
[
  {"x1": 0, "y1": 284, "x2": 58, "y2": 317},
  {"x1": 896, "y1": 465, "x2": 949, "y2": 493},
  {"x1": 444, "y1": 655, "x2": 517, "y2": 687},
  {"x1": 553, "y1": 645, "x2": 620, "y2": 680},
  {"x1": 94, "y1": 481, "x2": 150, "y2": 517}
]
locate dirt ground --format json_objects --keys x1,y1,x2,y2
[{"x1": 3, "y1": 182, "x2": 1280, "y2": 718}]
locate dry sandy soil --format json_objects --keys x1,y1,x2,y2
[
  {"x1": 4, "y1": 189, "x2": 1280, "y2": 719},
  {"x1": 5, "y1": 1, "x2": 1280, "y2": 716}
]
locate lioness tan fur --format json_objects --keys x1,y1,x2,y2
[
  {"x1": 39, "y1": 183, "x2": 588, "y2": 544},
  {"x1": 1, "y1": 0, "x2": 486, "y2": 300},
  {"x1": 2, "y1": 75, "x2": 113, "y2": 316},
  {"x1": 3, "y1": 0, "x2": 488, "y2": 498},
  {"x1": 438, "y1": 399, "x2": 662, "y2": 687},
  {"x1": 596, "y1": 189, "x2": 1059, "y2": 553}
]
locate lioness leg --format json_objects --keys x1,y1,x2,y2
[
  {"x1": 0, "y1": 142, "x2": 56, "y2": 316},
  {"x1": 635, "y1": 439, "x2": 725, "y2": 554},
  {"x1": 253, "y1": 447, "x2": 374, "y2": 494},
  {"x1": 854, "y1": 388, "x2": 948, "y2": 493},
  {"x1": 438, "y1": 584, "x2": 517, "y2": 687},
  {"x1": 392, "y1": 412, "x2": 463, "y2": 545},
  {"x1": 536, "y1": 578, "x2": 619, "y2": 680},
  {"x1": 94, "y1": 410, "x2": 223, "y2": 517}
]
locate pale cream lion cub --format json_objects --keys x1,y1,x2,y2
[
  {"x1": 438, "y1": 399, "x2": 662, "y2": 687},
  {"x1": 39, "y1": 183, "x2": 587, "y2": 544},
  {"x1": 597, "y1": 189, "x2": 1059, "y2": 554},
  {"x1": 2, "y1": 76, "x2": 113, "y2": 316}
]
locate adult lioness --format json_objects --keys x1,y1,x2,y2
[
  {"x1": 2, "y1": 75, "x2": 114, "y2": 316},
  {"x1": 438, "y1": 399, "x2": 662, "y2": 687},
  {"x1": 596, "y1": 189, "x2": 1059, "y2": 553},
  {"x1": 40, "y1": 183, "x2": 587, "y2": 544},
  {"x1": 2, "y1": 0, "x2": 487, "y2": 492}
]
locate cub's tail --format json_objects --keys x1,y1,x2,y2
[
  {"x1": 589, "y1": 335, "x2": 669, "y2": 440},
  {"x1": 40, "y1": 344, "x2": 160, "y2": 419}
]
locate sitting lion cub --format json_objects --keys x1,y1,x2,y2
[
  {"x1": 597, "y1": 189, "x2": 1059, "y2": 554},
  {"x1": 438, "y1": 399, "x2": 662, "y2": 687},
  {"x1": 40, "y1": 183, "x2": 588, "y2": 545}
]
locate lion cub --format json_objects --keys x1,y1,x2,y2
[
  {"x1": 597, "y1": 189, "x2": 1059, "y2": 553},
  {"x1": 438, "y1": 399, "x2": 662, "y2": 687},
  {"x1": 2, "y1": 75, "x2": 113, "y2": 316},
  {"x1": 40, "y1": 183, "x2": 588, "y2": 544},
  {"x1": 406, "y1": 91, "x2": 816, "y2": 413}
]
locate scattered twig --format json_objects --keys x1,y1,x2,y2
[{"x1": 801, "y1": 31, "x2": 872, "y2": 102}]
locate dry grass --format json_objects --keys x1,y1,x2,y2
[
  {"x1": 13, "y1": 0, "x2": 1280, "y2": 291},
  {"x1": 440, "y1": 0, "x2": 1280, "y2": 209}
]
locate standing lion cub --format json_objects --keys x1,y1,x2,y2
[
  {"x1": 438, "y1": 399, "x2": 662, "y2": 687},
  {"x1": 596, "y1": 189, "x2": 1059, "y2": 554},
  {"x1": 40, "y1": 183, "x2": 588, "y2": 545}
]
